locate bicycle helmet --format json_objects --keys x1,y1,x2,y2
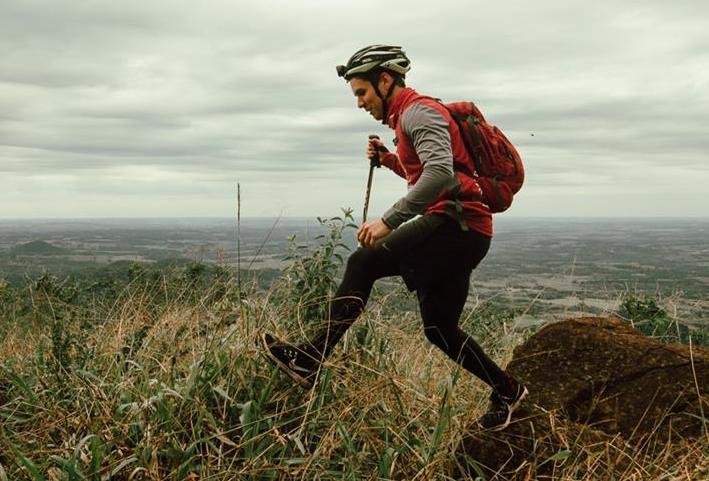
[{"x1": 336, "y1": 44, "x2": 411, "y2": 81}]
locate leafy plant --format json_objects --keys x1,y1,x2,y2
[
  {"x1": 279, "y1": 208, "x2": 356, "y2": 323},
  {"x1": 621, "y1": 294, "x2": 708, "y2": 345}
]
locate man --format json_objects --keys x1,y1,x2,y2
[{"x1": 263, "y1": 45, "x2": 528, "y2": 430}]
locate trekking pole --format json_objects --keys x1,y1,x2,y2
[{"x1": 362, "y1": 134, "x2": 382, "y2": 223}]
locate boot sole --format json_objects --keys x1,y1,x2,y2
[{"x1": 260, "y1": 333, "x2": 316, "y2": 389}]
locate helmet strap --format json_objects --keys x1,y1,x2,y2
[
  {"x1": 381, "y1": 82, "x2": 397, "y2": 125},
  {"x1": 369, "y1": 71, "x2": 397, "y2": 125}
]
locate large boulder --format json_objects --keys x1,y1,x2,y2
[{"x1": 455, "y1": 317, "x2": 709, "y2": 479}]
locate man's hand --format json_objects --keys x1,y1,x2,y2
[
  {"x1": 357, "y1": 219, "x2": 392, "y2": 248},
  {"x1": 367, "y1": 137, "x2": 387, "y2": 162}
]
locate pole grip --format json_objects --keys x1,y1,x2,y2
[
  {"x1": 363, "y1": 135, "x2": 382, "y2": 224},
  {"x1": 368, "y1": 134, "x2": 383, "y2": 168}
]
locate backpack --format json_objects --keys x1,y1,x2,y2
[{"x1": 442, "y1": 101, "x2": 525, "y2": 213}]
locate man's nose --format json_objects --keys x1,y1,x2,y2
[{"x1": 357, "y1": 98, "x2": 365, "y2": 109}]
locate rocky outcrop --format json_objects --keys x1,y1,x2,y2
[{"x1": 455, "y1": 317, "x2": 709, "y2": 479}]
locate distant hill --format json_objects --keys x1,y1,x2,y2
[{"x1": 10, "y1": 240, "x2": 67, "y2": 256}]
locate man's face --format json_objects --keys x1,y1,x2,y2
[{"x1": 349, "y1": 77, "x2": 383, "y2": 121}]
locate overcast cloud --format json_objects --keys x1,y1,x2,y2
[{"x1": 1, "y1": 0, "x2": 707, "y2": 219}]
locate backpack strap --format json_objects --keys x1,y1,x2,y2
[{"x1": 447, "y1": 105, "x2": 485, "y2": 176}]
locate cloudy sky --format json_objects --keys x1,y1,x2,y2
[{"x1": 1, "y1": 0, "x2": 707, "y2": 220}]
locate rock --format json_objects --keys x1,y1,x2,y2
[
  {"x1": 456, "y1": 407, "x2": 631, "y2": 480},
  {"x1": 454, "y1": 317, "x2": 709, "y2": 479}
]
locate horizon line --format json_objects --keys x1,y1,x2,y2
[{"x1": 1, "y1": 215, "x2": 708, "y2": 221}]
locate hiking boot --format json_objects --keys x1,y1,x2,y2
[
  {"x1": 260, "y1": 333, "x2": 322, "y2": 389},
  {"x1": 478, "y1": 383, "x2": 529, "y2": 431}
]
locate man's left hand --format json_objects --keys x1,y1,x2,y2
[{"x1": 357, "y1": 219, "x2": 392, "y2": 248}]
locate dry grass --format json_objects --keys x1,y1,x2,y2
[{"x1": 0, "y1": 274, "x2": 706, "y2": 481}]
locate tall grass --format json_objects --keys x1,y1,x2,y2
[{"x1": 0, "y1": 218, "x2": 706, "y2": 480}]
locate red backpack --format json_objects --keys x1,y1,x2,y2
[{"x1": 442, "y1": 101, "x2": 524, "y2": 213}]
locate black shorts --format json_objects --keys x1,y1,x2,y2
[{"x1": 380, "y1": 214, "x2": 491, "y2": 291}]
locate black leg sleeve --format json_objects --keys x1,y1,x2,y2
[
  {"x1": 417, "y1": 273, "x2": 513, "y2": 396},
  {"x1": 308, "y1": 246, "x2": 400, "y2": 357}
]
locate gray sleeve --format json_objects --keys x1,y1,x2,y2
[{"x1": 382, "y1": 103, "x2": 456, "y2": 229}]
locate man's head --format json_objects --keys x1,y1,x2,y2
[
  {"x1": 336, "y1": 45, "x2": 411, "y2": 123},
  {"x1": 349, "y1": 71, "x2": 401, "y2": 121}
]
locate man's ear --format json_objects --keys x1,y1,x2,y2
[{"x1": 378, "y1": 71, "x2": 393, "y2": 91}]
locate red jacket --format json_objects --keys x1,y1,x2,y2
[{"x1": 380, "y1": 87, "x2": 493, "y2": 237}]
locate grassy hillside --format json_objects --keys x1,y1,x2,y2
[
  {"x1": 0, "y1": 220, "x2": 706, "y2": 480},
  {"x1": 9, "y1": 240, "x2": 66, "y2": 256}
]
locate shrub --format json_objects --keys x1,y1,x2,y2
[
  {"x1": 278, "y1": 208, "x2": 356, "y2": 326},
  {"x1": 621, "y1": 294, "x2": 708, "y2": 346}
]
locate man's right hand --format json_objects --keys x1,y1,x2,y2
[{"x1": 367, "y1": 137, "x2": 387, "y2": 162}]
